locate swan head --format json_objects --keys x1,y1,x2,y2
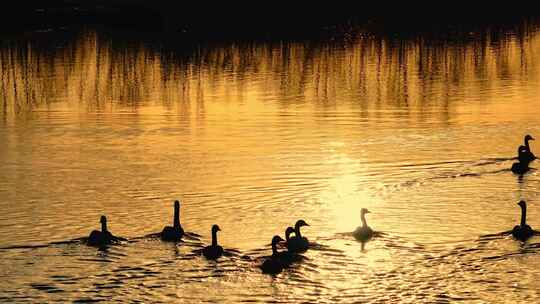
[
  {"x1": 174, "y1": 200, "x2": 180, "y2": 210},
  {"x1": 361, "y1": 208, "x2": 371, "y2": 215},
  {"x1": 525, "y1": 134, "x2": 535, "y2": 141},
  {"x1": 212, "y1": 224, "x2": 221, "y2": 233},
  {"x1": 518, "y1": 200, "x2": 527, "y2": 208},
  {"x1": 295, "y1": 219, "x2": 310, "y2": 229},
  {"x1": 271, "y1": 235, "x2": 285, "y2": 246},
  {"x1": 285, "y1": 227, "x2": 295, "y2": 240}
]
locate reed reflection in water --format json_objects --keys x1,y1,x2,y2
[{"x1": 1, "y1": 21, "x2": 540, "y2": 303}]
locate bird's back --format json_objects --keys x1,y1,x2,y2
[
  {"x1": 161, "y1": 226, "x2": 184, "y2": 241},
  {"x1": 511, "y1": 162, "x2": 529, "y2": 175},
  {"x1": 277, "y1": 250, "x2": 302, "y2": 266},
  {"x1": 286, "y1": 236, "x2": 309, "y2": 253},
  {"x1": 203, "y1": 245, "x2": 223, "y2": 259},
  {"x1": 87, "y1": 230, "x2": 106, "y2": 246},
  {"x1": 353, "y1": 226, "x2": 374, "y2": 241},
  {"x1": 261, "y1": 257, "x2": 283, "y2": 274},
  {"x1": 512, "y1": 225, "x2": 533, "y2": 241}
]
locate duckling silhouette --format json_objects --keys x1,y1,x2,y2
[
  {"x1": 202, "y1": 224, "x2": 223, "y2": 260},
  {"x1": 511, "y1": 145, "x2": 531, "y2": 175},
  {"x1": 87, "y1": 215, "x2": 121, "y2": 247},
  {"x1": 261, "y1": 235, "x2": 286, "y2": 274},
  {"x1": 286, "y1": 220, "x2": 310, "y2": 253},
  {"x1": 161, "y1": 200, "x2": 184, "y2": 241},
  {"x1": 512, "y1": 200, "x2": 534, "y2": 241},
  {"x1": 353, "y1": 208, "x2": 374, "y2": 242},
  {"x1": 523, "y1": 134, "x2": 536, "y2": 163}
]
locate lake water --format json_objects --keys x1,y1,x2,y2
[{"x1": 1, "y1": 21, "x2": 540, "y2": 303}]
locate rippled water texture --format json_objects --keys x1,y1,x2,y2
[{"x1": 1, "y1": 21, "x2": 540, "y2": 303}]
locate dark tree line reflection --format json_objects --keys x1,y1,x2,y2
[{"x1": 1, "y1": 20, "x2": 539, "y2": 121}]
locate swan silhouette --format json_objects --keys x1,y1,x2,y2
[
  {"x1": 284, "y1": 226, "x2": 295, "y2": 246},
  {"x1": 511, "y1": 145, "x2": 531, "y2": 175},
  {"x1": 202, "y1": 224, "x2": 224, "y2": 260},
  {"x1": 87, "y1": 215, "x2": 122, "y2": 247},
  {"x1": 261, "y1": 235, "x2": 286, "y2": 274},
  {"x1": 523, "y1": 134, "x2": 536, "y2": 163},
  {"x1": 286, "y1": 220, "x2": 310, "y2": 253},
  {"x1": 353, "y1": 208, "x2": 374, "y2": 242},
  {"x1": 277, "y1": 227, "x2": 303, "y2": 266},
  {"x1": 161, "y1": 200, "x2": 184, "y2": 241},
  {"x1": 512, "y1": 200, "x2": 534, "y2": 241}
]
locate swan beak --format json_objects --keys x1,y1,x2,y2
[{"x1": 365, "y1": 210, "x2": 371, "y2": 214}]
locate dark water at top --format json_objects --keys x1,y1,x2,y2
[{"x1": 1, "y1": 21, "x2": 540, "y2": 303}]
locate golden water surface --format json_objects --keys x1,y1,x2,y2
[{"x1": 1, "y1": 22, "x2": 540, "y2": 302}]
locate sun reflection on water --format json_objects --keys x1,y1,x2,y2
[{"x1": 1, "y1": 21, "x2": 540, "y2": 302}]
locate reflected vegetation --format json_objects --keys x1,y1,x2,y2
[
  {"x1": 1, "y1": 20, "x2": 540, "y2": 303},
  {"x1": 2, "y1": 21, "x2": 540, "y2": 120}
]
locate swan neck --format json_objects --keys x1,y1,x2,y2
[
  {"x1": 101, "y1": 221, "x2": 107, "y2": 233},
  {"x1": 271, "y1": 241, "x2": 278, "y2": 256},
  {"x1": 521, "y1": 204, "x2": 527, "y2": 227},
  {"x1": 361, "y1": 213, "x2": 367, "y2": 227},
  {"x1": 212, "y1": 230, "x2": 218, "y2": 247},
  {"x1": 173, "y1": 206, "x2": 180, "y2": 229},
  {"x1": 295, "y1": 225, "x2": 302, "y2": 239},
  {"x1": 525, "y1": 139, "x2": 531, "y2": 151}
]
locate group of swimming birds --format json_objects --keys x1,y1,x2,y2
[
  {"x1": 87, "y1": 200, "x2": 312, "y2": 274},
  {"x1": 510, "y1": 135, "x2": 538, "y2": 241},
  {"x1": 511, "y1": 134, "x2": 536, "y2": 174},
  {"x1": 87, "y1": 135, "x2": 537, "y2": 274}
]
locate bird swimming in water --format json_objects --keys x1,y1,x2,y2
[
  {"x1": 160, "y1": 200, "x2": 184, "y2": 242},
  {"x1": 284, "y1": 226, "x2": 295, "y2": 246},
  {"x1": 87, "y1": 215, "x2": 122, "y2": 247},
  {"x1": 286, "y1": 220, "x2": 310, "y2": 253},
  {"x1": 512, "y1": 200, "x2": 534, "y2": 241},
  {"x1": 261, "y1": 235, "x2": 286, "y2": 274},
  {"x1": 511, "y1": 145, "x2": 531, "y2": 175},
  {"x1": 202, "y1": 224, "x2": 224, "y2": 260},
  {"x1": 277, "y1": 227, "x2": 303, "y2": 266},
  {"x1": 522, "y1": 134, "x2": 536, "y2": 163},
  {"x1": 353, "y1": 208, "x2": 374, "y2": 242}
]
